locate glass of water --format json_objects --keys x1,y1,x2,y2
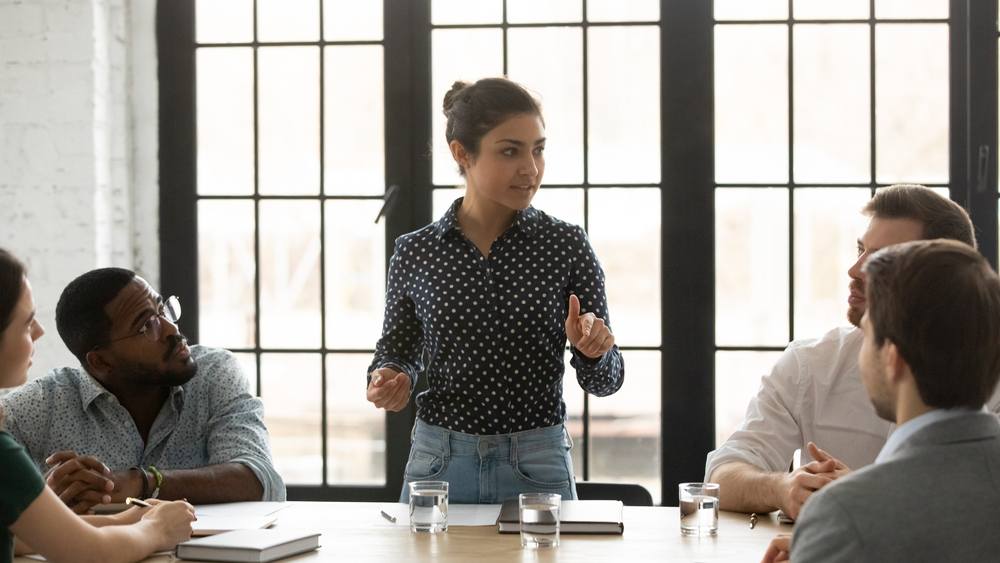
[
  {"x1": 408, "y1": 481, "x2": 449, "y2": 533},
  {"x1": 519, "y1": 493, "x2": 561, "y2": 548},
  {"x1": 679, "y1": 482, "x2": 720, "y2": 536}
]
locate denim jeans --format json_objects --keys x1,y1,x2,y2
[{"x1": 399, "y1": 419, "x2": 579, "y2": 504}]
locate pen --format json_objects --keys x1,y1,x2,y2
[
  {"x1": 749, "y1": 512, "x2": 757, "y2": 529},
  {"x1": 126, "y1": 497, "x2": 152, "y2": 508},
  {"x1": 381, "y1": 510, "x2": 397, "y2": 523}
]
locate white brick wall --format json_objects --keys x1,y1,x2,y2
[{"x1": 0, "y1": 0, "x2": 158, "y2": 377}]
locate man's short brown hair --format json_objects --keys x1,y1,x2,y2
[
  {"x1": 862, "y1": 239, "x2": 1000, "y2": 409},
  {"x1": 863, "y1": 184, "x2": 977, "y2": 249}
]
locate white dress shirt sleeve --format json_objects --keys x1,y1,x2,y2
[{"x1": 704, "y1": 344, "x2": 805, "y2": 481}]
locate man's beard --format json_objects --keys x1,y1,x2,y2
[
  {"x1": 847, "y1": 278, "x2": 864, "y2": 328},
  {"x1": 118, "y1": 334, "x2": 198, "y2": 387}
]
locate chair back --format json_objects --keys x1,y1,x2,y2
[{"x1": 575, "y1": 482, "x2": 654, "y2": 506}]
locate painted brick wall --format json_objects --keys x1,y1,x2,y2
[{"x1": 0, "y1": 0, "x2": 158, "y2": 377}]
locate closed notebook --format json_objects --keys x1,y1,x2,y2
[
  {"x1": 498, "y1": 500, "x2": 624, "y2": 534},
  {"x1": 176, "y1": 528, "x2": 321, "y2": 562}
]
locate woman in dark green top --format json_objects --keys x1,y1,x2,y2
[{"x1": 0, "y1": 249, "x2": 196, "y2": 563}]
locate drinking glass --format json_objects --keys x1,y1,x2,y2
[
  {"x1": 519, "y1": 492, "x2": 561, "y2": 547},
  {"x1": 679, "y1": 482, "x2": 720, "y2": 535},
  {"x1": 408, "y1": 481, "x2": 449, "y2": 533}
]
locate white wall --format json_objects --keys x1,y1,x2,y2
[{"x1": 0, "y1": 0, "x2": 158, "y2": 375}]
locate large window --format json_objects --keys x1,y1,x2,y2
[
  {"x1": 160, "y1": 0, "x2": 998, "y2": 504},
  {"x1": 713, "y1": 1, "x2": 952, "y2": 446}
]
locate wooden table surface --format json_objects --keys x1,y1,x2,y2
[{"x1": 18, "y1": 502, "x2": 790, "y2": 562}]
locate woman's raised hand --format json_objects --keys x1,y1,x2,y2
[
  {"x1": 366, "y1": 367, "x2": 411, "y2": 412},
  {"x1": 565, "y1": 294, "x2": 615, "y2": 359}
]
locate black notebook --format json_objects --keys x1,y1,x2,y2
[{"x1": 498, "y1": 499, "x2": 624, "y2": 535}]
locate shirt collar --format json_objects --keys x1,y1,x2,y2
[
  {"x1": 433, "y1": 197, "x2": 541, "y2": 240},
  {"x1": 76, "y1": 367, "x2": 185, "y2": 410},
  {"x1": 875, "y1": 406, "x2": 987, "y2": 464}
]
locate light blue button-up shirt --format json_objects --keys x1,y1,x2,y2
[{"x1": 0, "y1": 345, "x2": 285, "y2": 501}]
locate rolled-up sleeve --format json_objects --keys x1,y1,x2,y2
[
  {"x1": 567, "y1": 226, "x2": 624, "y2": 397},
  {"x1": 368, "y1": 236, "x2": 425, "y2": 391},
  {"x1": 205, "y1": 350, "x2": 286, "y2": 501},
  {"x1": 704, "y1": 346, "x2": 803, "y2": 481}
]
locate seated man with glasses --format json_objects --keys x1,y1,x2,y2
[{"x1": 0, "y1": 268, "x2": 285, "y2": 512}]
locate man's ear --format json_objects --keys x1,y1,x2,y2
[
  {"x1": 85, "y1": 349, "x2": 113, "y2": 378},
  {"x1": 882, "y1": 340, "x2": 907, "y2": 385},
  {"x1": 449, "y1": 140, "x2": 474, "y2": 171}
]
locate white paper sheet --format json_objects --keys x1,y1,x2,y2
[
  {"x1": 374, "y1": 503, "x2": 501, "y2": 527},
  {"x1": 193, "y1": 501, "x2": 290, "y2": 518}
]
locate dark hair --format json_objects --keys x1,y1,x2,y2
[
  {"x1": 862, "y1": 239, "x2": 1000, "y2": 409},
  {"x1": 0, "y1": 248, "x2": 27, "y2": 337},
  {"x1": 863, "y1": 184, "x2": 976, "y2": 249},
  {"x1": 443, "y1": 77, "x2": 544, "y2": 177},
  {"x1": 56, "y1": 267, "x2": 136, "y2": 365}
]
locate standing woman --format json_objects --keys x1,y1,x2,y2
[
  {"x1": 366, "y1": 78, "x2": 625, "y2": 504},
  {"x1": 0, "y1": 249, "x2": 196, "y2": 563}
]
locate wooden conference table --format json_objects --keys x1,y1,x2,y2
[{"x1": 17, "y1": 502, "x2": 788, "y2": 562}]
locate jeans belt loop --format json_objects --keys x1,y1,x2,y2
[{"x1": 510, "y1": 433, "x2": 518, "y2": 465}]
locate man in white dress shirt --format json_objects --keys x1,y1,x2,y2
[{"x1": 706, "y1": 184, "x2": 1000, "y2": 520}]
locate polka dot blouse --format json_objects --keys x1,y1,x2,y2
[{"x1": 368, "y1": 198, "x2": 625, "y2": 435}]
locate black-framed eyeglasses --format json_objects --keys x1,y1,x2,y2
[{"x1": 93, "y1": 296, "x2": 182, "y2": 349}]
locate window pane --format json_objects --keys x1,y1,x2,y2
[
  {"x1": 587, "y1": 0, "x2": 658, "y2": 22},
  {"x1": 876, "y1": 0, "x2": 948, "y2": 19},
  {"x1": 324, "y1": 200, "x2": 385, "y2": 349},
  {"x1": 793, "y1": 25, "x2": 870, "y2": 184},
  {"x1": 793, "y1": 0, "x2": 868, "y2": 20},
  {"x1": 587, "y1": 26, "x2": 660, "y2": 184},
  {"x1": 198, "y1": 200, "x2": 256, "y2": 349},
  {"x1": 326, "y1": 354, "x2": 385, "y2": 485},
  {"x1": 716, "y1": 188, "x2": 789, "y2": 347},
  {"x1": 589, "y1": 350, "x2": 661, "y2": 504},
  {"x1": 431, "y1": 29, "x2": 504, "y2": 187},
  {"x1": 197, "y1": 48, "x2": 254, "y2": 195},
  {"x1": 323, "y1": 0, "x2": 382, "y2": 41},
  {"x1": 433, "y1": 188, "x2": 462, "y2": 219},
  {"x1": 875, "y1": 24, "x2": 948, "y2": 184},
  {"x1": 258, "y1": 47, "x2": 320, "y2": 195},
  {"x1": 715, "y1": 351, "x2": 784, "y2": 448},
  {"x1": 714, "y1": 0, "x2": 786, "y2": 20},
  {"x1": 532, "y1": 188, "x2": 584, "y2": 229},
  {"x1": 508, "y1": 27, "x2": 584, "y2": 185},
  {"x1": 262, "y1": 353, "x2": 321, "y2": 484},
  {"x1": 588, "y1": 188, "x2": 660, "y2": 347},
  {"x1": 508, "y1": 0, "x2": 581, "y2": 23},
  {"x1": 257, "y1": 0, "x2": 319, "y2": 42},
  {"x1": 793, "y1": 188, "x2": 871, "y2": 339},
  {"x1": 259, "y1": 201, "x2": 322, "y2": 348},
  {"x1": 431, "y1": 0, "x2": 502, "y2": 25},
  {"x1": 324, "y1": 46, "x2": 385, "y2": 196},
  {"x1": 715, "y1": 25, "x2": 788, "y2": 184},
  {"x1": 196, "y1": 0, "x2": 253, "y2": 43}
]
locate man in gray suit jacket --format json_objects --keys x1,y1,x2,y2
[{"x1": 763, "y1": 239, "x2": 1000, "y2": 563}]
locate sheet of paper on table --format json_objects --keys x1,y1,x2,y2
[
  {"x1": 375, "y1": 503, "x2": 501, "y2": 527},
  {"x1": 194, "y1": 502, "x2": 290, "y2": 518}
]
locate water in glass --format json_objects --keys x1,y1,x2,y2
[
  {"x1": 679, "y1": 494, "x2": 719, "y2": 535},
  {"x1": 520, "y1": 504, "x2": 560, "y2": 547},
  {"x1": 409, "y1": 488, "x2": 448, "y2": 532}
]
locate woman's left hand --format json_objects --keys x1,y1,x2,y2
[{"x1": 565, "y1": 294, "x2": 615, "y2": 359}]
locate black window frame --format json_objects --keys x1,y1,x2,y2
[{"x1": 157, "y1": 0, "x2": 998, "y2": 504}]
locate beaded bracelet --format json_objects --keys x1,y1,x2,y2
[
  {"x1": 130, "y1": 466, "x2": 149, "y2": 500},
  {"x1": 148, "y1": 465, "x2": 163, "y2": 499}
]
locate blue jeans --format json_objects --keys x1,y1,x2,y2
[{"x1": 399, "y1": 420, "x2": 579, "y2": 504}]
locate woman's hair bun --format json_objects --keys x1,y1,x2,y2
[{"x1": 443, "y1": 80, "x2": 471, "y2": 112}]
